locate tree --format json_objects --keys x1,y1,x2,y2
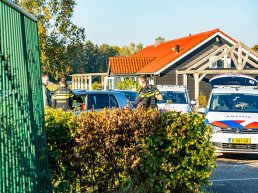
[
  {"x1": 252, "y1": 45, "x2": 258, "y2": 52},
  {"x1": 118, "y1": 43, "x2": 143, "y2": 56},
  {"x1": 14, "y1": 0, "x2": 85, "y2": 80}
]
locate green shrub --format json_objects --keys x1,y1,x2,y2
[
  {"x1": 44, "y1": 108, "x2": 215, "y2": 192},
  {"x1": 117, "y1": 78, "x2": 140, "y2": 91},
  {"x1": 92, "y1": 81, "x2": 103, "y2": 90}
]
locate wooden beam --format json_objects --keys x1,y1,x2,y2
[
  {"x1": 183, "y1": 74, "x2": 187, "y2": 87},
  {"x1": 242, "y1": 52, "x2": 250, "y2": 70},
  {"x1": 177, "y1": 69, "x2": 258, "y2": 75},
  {"x1": 186, "y1": 44, "x2": 228, "y2": 71},
  {"x1": 239, "y1": 42, "x2": 258, "y2": 59},
  {"x1": 184, "y1": 45, "x2": 220, "y2": 70},
  {"x1": 237, "y1": 45, "x2": 242, "y2": 69},
  {"x1": 198, "y1": 43, "x2": 240, "y2": 71},
  {"x1": 232, "y1": 50, "x2": 258, "y2": 68},
  {"x1": 89, "y1": 75, "x2": 92, "y2": 90},
  {"x1": 194, "y1": 74, "x2": 199, "y2": 102},
  {"x1": 223, "y1": 48, "x2": 228, "y2": 68},
  {"x1": 199, "y1": 74, "x2": 206, "y2": 82},
  {"x1": 230, "y1": 52, "x2": 238, "y2": 68},
  {"x1": 176, "y1": 70, "x2": 179, "y2": 85}
]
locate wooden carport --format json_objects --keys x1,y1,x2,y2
[{"x1": 176, "y1": 42, "x2": 258, "y2": 104}]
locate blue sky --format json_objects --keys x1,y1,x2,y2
[{"x1": 72, "y1": 0, "x2": 258, "y2": 47}]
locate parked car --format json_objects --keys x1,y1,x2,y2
[
  {"x1": 157, "y1": 85, "x2": 196, "y2": 113},
  {"x1": 198, "y1": 74, "x2": 258, "y2": 154},
  {"x1": 114, "y1": 90, "x2": 138, "y2": 107},
  {"x1": 72, "y1": 90, "x2": 130, "y2": 114}
]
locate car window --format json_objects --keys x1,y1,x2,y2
[
  {"x1": 88, "y1": 94, "x2": 109, "y2": 109},
  {"x1": 209, "y1": 93, "x2": 258, "y2": 112},
  {"x1": 123, "y1": 92, "x2": 138, "y2": 101},
  {"x1": 158, "y1": 91, "x2": 187, "y2": 104},
  {"x1": 110, "y1": 95, "x2": 119, "y2": 108}
]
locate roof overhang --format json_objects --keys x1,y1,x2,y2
[
  {"x1": 154, "y1": 32, "x2": 237, "y2": 75},
  {"x1": 1, "y1": 0, "x2": 37, "y2": 21}
]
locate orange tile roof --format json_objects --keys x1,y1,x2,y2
[
  {"x1": 109, "y1": 57, "x2": 155, "y2": 74},
  {"x1": 109, "y1": 29, "x2": 237, "y2": 74}
]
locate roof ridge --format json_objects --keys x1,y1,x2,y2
[
  {"x1": 110, "y1": 56, "x2": 156, "y2": 59},
  {"x1": 146, "y1": 28, "x2": 220, "y2": 47}
]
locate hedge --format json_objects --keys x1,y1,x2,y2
[{"x1": 44, "y1": 108, "x2": 215, "y2": 193}]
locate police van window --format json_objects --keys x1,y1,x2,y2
[
  {"x1": 88, "y1": 94, "x2": 109, "y2": 109},
  {"x1": 158, "y1": 91, "x2": 187, "y2": 104},
  {"x1": 110, "y1": 95, "x2": 118, "y2": 108}
]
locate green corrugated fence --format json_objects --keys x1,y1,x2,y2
[{"x1": 0, "y1": 0, "x2": 52, "y2": 192}]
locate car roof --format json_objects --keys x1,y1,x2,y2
[
  {"x1": 157, "y1": 85, "x2": 187, "y2": 92},
  {"x1": 212, "y1": 87, "x2": 258, "y2": 94},
  {"x1": 114, "y1": 90, "x2": 138, "y2": 93},
  {"x1": 73, "y1": 90, "x2": 126, "y2": 95}
]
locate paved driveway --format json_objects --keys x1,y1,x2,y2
[{"x1": 205, "y1": 154, "x2": 258, "y2": 193}]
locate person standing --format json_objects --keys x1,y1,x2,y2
[
  {"x1": 135, "y1": 75, "x2": 163, "y2": 109},
  {"x1": 52, "y1": 79, "x2": 74, "y2": 111},
  {"x1": 42, "y1": 74, "x2": 52, "y2": 107}
]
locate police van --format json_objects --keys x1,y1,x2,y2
[
  {"x1": 198, "y1": 74, "x2": 258, "y2": 154},
  {"x1": 157, "y1": 85, "x2": 196, "y2": 113}
]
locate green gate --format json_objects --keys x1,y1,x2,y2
[{"x1": 0, "y1": 0, "x2": 51, "y2": 192}]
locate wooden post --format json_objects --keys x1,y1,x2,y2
[
  {"x1": 224, "y1": 48, "x2": 228, "y2": 68},
  {"x1": 89, "y1": 75, "x2": 92, "y2": 90},
  {"x1": 75, "y1": 76, "x2": 78, "y2": 89},
  {"x1": 176, "y1": 71, "x2": 178, "y2": 85},
  {"x1": 183, "y1": 74, "x2": 187, "y2": 87},
  {"x1": 242, "y1": 52, "x2": 250, "y2": 70},
  {"x1": 194, "y1": 74, "x2": 199, "y2": 105},
  {"x1": 238, "y1": 45, "x2": 242, "y2": 70},
  {"x1": 72, "y1": 76, "x2": 74, "y2": 90},
  {"x1": 101, "y1": 75, "x2": 104, "y2": 87}
]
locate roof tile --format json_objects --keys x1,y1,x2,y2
[{"x1": 109, "y1": 29, "x2": 237, "y2": 74}]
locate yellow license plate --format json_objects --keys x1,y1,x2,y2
[{"x1": 229, "y1": 138, "x2": 251, "y2": 144}]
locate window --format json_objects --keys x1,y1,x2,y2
[
  {"x1": 209, "y1": 93, "x2": 258, "y2": 112},
  {"x1": 209, "y1": 57, "x2": 231, "y2": 68},
  {"x1": 88, "y1": 94, "x2": 109, "y2": 109},
  {"x1": 158, "y1": 91, "x2": 187, "y2": 104},
  {"x1": 110, "y1": 95, "x2": 118, "y2": 108}
]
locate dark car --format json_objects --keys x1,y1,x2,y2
[
  {"x1": 73, "y1": 90, "x2": 130, "y2": 114},
  {"x1": 114, "y1": 90, "x2": 138, "y2": 107}
]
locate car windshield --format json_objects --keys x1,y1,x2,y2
[
  {"x1": 120, "y1": 91, "x2": 138, "y2": 101},
  {"x1": 88, "y1": 94, "x2": 110, "y2": 109},
  {"x1": 209, "y1": 93, "x2": 258, "y2": 113},
  {"x1": 157, "y1": 91, "x2": 187, "y2": 104}
]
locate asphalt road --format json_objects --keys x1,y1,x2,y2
[{"x1": 205, "y1": 153, "x2": 258, "y2": 193}]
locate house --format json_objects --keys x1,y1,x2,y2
[{"x1": 108, "y1": 29, "x2": 258, "y2": 100}]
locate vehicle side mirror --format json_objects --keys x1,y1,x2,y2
[
  {"x1": 190, "y1": 100, "x2": 196, "y2": 106},
  {"x1": 198, "y1": 107, "x2": 206, "y2": 114}
]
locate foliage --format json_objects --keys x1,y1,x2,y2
[
  {"x1": 91, "y1": 81, "x2": 102, "y2": 90},
  {"x1": 197, "y1": 92, "x2": 208, "y2": 107},
  {"x1": 119, "y1": 43, "x2": 144, "y2": 56},
  {"x1": 14, "y1": 0, "x2": 85, "y2": 80},
  {"x1": 44, "y1": 108, "x2": 79, "y2": 192},
  {"x1": 252, "y1": 45, "x2": 258, "y2": 52},
  {"x1": 117, "y1": 78, "x2": 141, "y2": 91},
  {"x1": 45, "y1": 108, "x2": 215, "y2": 192},
  {"x1": 70, "y1": 41, "x2": 120, "y2": 75}
]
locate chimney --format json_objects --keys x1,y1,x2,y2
[
  {"x1": 175, "y1": 45, "x2": 180, "y2": 52},
  {"x1": 155, "y1": 37, "x2": 165, "y2": 46}
]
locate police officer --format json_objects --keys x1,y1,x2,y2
[
  {"x1": 52, "y1": 79, "x2": 74, "y2": 111},
  {"x1": 135, "y1": 75, "x2": 163, "y2": 109},
  {"x1": 42, "y1": 74, "x2": 52, "y2": 107}
]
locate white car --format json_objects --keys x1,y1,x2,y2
[
  {"x1": 157, "y1": 85, "x2": 196, "y2": 113},
  {"x1": 199, "y1": 74, "x2": 258, "y2": 154}
]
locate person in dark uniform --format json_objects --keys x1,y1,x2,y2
[
  {"x1": 42, "y1": 74, "x2": 52, "y2": 107},
  {"x1": 52, "y1": 79, "x2": 74, "y2": 111},
  {"x1": 135, "y1": 75, "x2": 163, "y2": 109}
]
